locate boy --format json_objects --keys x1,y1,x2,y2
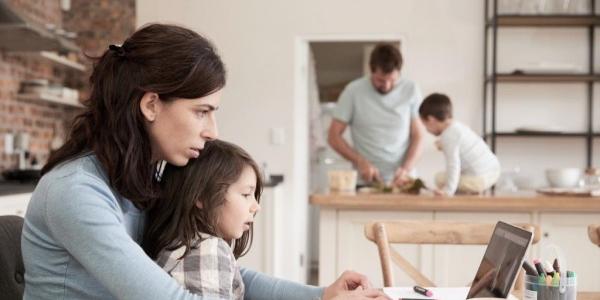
[{"x1": 419, "y1": 93, "x2": 500, "y2": 196}]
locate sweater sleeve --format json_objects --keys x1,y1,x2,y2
[
  {"x1": 240, "y1": 268, "x2": 325, "y2": 300},
  {"x1": 441, "y1": 140, "x2": 461, "y2": 195},
  {"x1": 44, "y1": 173, "x2": 213, "y2": 300}
]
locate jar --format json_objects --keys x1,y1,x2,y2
[{"x1": 581, "y1": 167, "x2": 600, "y2": 189}]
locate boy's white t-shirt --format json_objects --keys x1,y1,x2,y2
[{"x1": 439, "y1": 120, "x2": 500, "y2": 194}]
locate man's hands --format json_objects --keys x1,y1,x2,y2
[
  {"x1": 392, "y1": 167, "x2": 411, "y2": 187},
  {"x1": 322, "y1": 271, "x2": 391, "y2": 300},
  {"x1": 356, "y1": 158, "x2": 381, "y2": 183}
]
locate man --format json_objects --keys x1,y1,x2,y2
[{"x1": 328, "y1": 44, "x2": 424, "y2": 186}]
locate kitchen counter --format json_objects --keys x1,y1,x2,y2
[
  {"x1": 310, "y1": 192, "x2": 600, "y2": 212},
  {"x1": 0, "y1": 181, "x2": 37, "y2": 196},
  {"x1": 311, "y1": 191, "x2": 600, "y2": 291}
]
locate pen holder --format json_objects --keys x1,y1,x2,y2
[{"x1": 524, "y1": 275, "x2": 577, "y2": 300}]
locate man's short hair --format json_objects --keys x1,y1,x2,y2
[
  {"x1": 369, "y1": 44, "x2": 402, "y2": 73},
  {"x1": 419, "y1": 93, "x2": 453, "y2": 121}
]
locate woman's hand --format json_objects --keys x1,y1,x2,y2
[{"x1": 322, "y1": 271, "x2": 390, "y2": 300}]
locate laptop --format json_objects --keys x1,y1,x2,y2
[
  {"x1": 384, "y1": 221, "x2": 533, "y2": 300},
  {"x1": 466, "y1": 221, "x2": 533, "y2": 299}
]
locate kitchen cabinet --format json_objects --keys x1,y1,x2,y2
[
  {"x1": 237, "y1": 185, "x2": 285, "y2": 277},
  {"x1": 538, "y1": 213, "x2": 600, "y2": 291},
  {"x1": 0, "y1": 193, "x2": 31, "y2": 217}
]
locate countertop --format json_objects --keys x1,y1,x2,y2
[{"x1": 310, "y1": 192, "x2": 600, "y2": 213}]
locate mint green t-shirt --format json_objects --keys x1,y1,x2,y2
[{"x1": 332, "y1": 76, "x2": 422, "y2": 183}]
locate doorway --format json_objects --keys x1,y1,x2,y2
[{"x1": 294, "y1": 35, "x2": 403, "y2": 284}]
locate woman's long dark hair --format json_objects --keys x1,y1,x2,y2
[
  {"x1": 42, "y1": 24, "x2": 226, "y2": 209},
  {"x1": 143, "y1": 140, "x2": 263, "y2": 259}
]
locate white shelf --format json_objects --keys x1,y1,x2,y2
[
  {"x1": 39, "y1": 51, "x2": 85, "y2": 71},
  {"x1": 17, "y1": 92, "x2": 83, "y2": 108}
]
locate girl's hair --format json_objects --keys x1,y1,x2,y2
[
  {"x1": 42, "y1": 24, "x2": 226, "y2": 209},
  {"x1": 143, "y1": 140, "x2": 263, "y2": 259}
]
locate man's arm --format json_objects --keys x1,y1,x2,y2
[
  {"x1": 394, "y1": 117, "x2": 425, "y2": 185},
  {"x1": 328, "y1": 119, "x2": 380, "y2": 183},
  {"x1": 328, "y1": 119, "x2": 360, "y2": 164}
]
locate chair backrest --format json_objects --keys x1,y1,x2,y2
[
  {"x1": 589, "y1": 224, "x2": 600, "y2": 247},
  {"x1": 364, "y1": 220, "x2": 541, "y2": 290},
  {"x1": 0, "y1": 215, "x2": 25, "y2": 300}
]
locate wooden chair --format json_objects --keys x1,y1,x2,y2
[
  {"x1": 589, "y1": 224, "x2": 600, "y2": 247},
  {"x1": 364, "y1": 221, "x2": 541, "y2": 293}
]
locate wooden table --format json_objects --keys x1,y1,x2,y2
[{"x1": 578, "y1": 292, "x2": 600, "y2": 300}]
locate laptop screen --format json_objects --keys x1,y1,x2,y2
[{"x1": 467, "y1": 221, "x2": 533, "y2": 299}]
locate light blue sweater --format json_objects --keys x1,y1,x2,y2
[{"x1": 21, "y1": 153, "x2": 324, "y2": 299}]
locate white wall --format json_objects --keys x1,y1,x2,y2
[{"x1": 137, "y1": 0, "x2": 600, "y2": 282}]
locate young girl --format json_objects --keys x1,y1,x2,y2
[{"x1": 144, "y1": 140, "x2": 262, "y2": 299}]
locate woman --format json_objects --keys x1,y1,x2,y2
[{"x1": 21, "y1": 23, "x2": 389, "y2": 300}]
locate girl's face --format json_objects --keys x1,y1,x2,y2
[
  {"x1": 145, "y1": 90, "x2": 222, "y2": 166},
  {"x1": 217, "y1": 165, "x2": 261, "y2": 240}
]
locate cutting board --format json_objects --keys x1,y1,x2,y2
[{"x1": 536, "y1": 187, "x2": 600, "y2": 197}]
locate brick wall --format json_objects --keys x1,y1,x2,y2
[
  {"x1": 64, "y1": 0, "x2": 136, "y2": 58},
  {"x1": 0, "y1": 0, "x2": 135, "y2": 173}
]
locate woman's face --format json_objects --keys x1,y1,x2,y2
[
  {"x1": 145, "y1": 90, "x2": 222, "y2": 166},
  {"x1": 217, "y1": 165, "x2": 260, "y2": 240}
]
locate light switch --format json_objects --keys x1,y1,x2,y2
[{"x1": 270, "y1": 127, "x2": 285, "y2": 145}]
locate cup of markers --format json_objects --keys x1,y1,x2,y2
[{"x1": 522, "y1": 258, "x2": 577, "y2": 300}]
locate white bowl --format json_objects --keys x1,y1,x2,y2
[{"x1": 545, "y1": 168, "x2": 582, "y2": 188}]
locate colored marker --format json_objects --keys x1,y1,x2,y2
[
  {"x1": 551, "y1": 272, "x2": 560, "y2": 287},
  {"x1": 413, "y1": 286, "x2": 433, "y2": 297},
  {"x1": 545, "y1": 275, "x2": 552, "y2": 286},
  {"x1": 537, "y1": 275, "x2": 546, "y2": 285},
  {"x1": 553, "y1": 258, "x2": 560, "y2": 273},
  {"x1": 543, "y1": 261, "x2": 555, "y2": 277},
  {"x1": 522, "y1": 261, "x2": 538, "y2": 276},
  {"x1": 533, "y1": 259, "x2": 547, "y2": 277}
]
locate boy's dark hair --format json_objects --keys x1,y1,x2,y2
[
  {"x1": 42, "y1": 24, "x2": 226, "y2": 210},
  {"x1": 143, "y1": 140, "x2": 263, "y2": 259},
  {"x1": 369, "y1": 43, "x2": 403, "y2": 73},
  {"x1": 419, "y1": 93, "x2": 453, "y2": 121}
]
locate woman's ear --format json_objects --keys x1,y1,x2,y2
[
  {"x1": 195, "y1": 201, "x2": 203, "y2": 209},
  {"x1": 140, "y1": 92, "x2": 161, "y2": 122}
]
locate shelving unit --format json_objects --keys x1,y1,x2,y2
[
  {"x1": 17, "y1": 92, "x2": 82, "y2": 108},
  {"x1": 39, "y1": 51, "x2": 86, "y2": 72},
  {"x1": 483, "y1": 0, "x2": 599, "y2": 167},
  {"x1": 0, "y1": 1, "x2": 79, "y2": 53}
]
